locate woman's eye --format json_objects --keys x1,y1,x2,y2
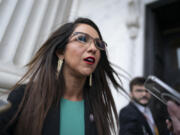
[{"x1": 77, "y1": 35, "x2": 87, "y2": 43}]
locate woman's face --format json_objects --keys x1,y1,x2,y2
[{"x1": 59, "y1": 24, "x2": 101, "y2": 77}]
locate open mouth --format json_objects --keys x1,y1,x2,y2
[{"x1": 84, "y1": 57, "x2": 95, "y2": 64}]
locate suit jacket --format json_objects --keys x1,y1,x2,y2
[
  {"x1": 0, "y1": 85, "x2": 97, "y2": 135},
  {"x1": 119, "y1": 102, "x2": 164, "y2": 135}
]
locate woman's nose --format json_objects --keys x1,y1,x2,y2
[{"x1": 87, "y1": 41, "x2": 98, "y2": 52}]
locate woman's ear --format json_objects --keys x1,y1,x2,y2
[{"x1": 56, "y1": 50, "x2": 64, "y2": 59}]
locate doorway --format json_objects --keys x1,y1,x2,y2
[{"x1": 144, "y1": 0, "x2": 180, "y2": 134}]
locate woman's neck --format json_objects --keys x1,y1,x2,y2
[{"x1": 63, "y1": 71, "x2": 86, "y2": 101}]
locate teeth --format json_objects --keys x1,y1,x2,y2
[
  {"x1": 85, "y1": 58, "x2": 94, "y2": 63},
  {"x1": 87, "y1": 58, "x2": 93, "y2": 62}
]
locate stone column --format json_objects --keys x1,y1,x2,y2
[
  {"x1": 0, "y1": 0, "x2": 73, "y2": 92},
  {"x1": 126, "y1": 0, "x2": 143, "y2": 77}
]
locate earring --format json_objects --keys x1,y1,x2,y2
[
  {"x1": 89, "y1": 74, "x2": 92, "y2": 87},
  {"x1": 57, "y1": 59, "x2": 63, "y2": 77}
]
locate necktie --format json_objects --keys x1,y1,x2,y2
[{"x1": 154, "y1": 125, "x2": 159, "y2": 135}]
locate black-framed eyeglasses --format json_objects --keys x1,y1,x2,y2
[{"x1": 70, "y1": 32, "x2": 107, "y2": 51}]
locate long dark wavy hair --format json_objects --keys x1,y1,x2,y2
[{"x1": 10, "y1": 18, "x2": 124, "y2": 135}]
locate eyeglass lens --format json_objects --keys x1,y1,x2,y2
[{"x1": 73, "y1": 32, "x2": 106, "y2": 50}]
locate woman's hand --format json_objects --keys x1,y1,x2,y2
[{"x1": 167, "y1": 101, "x2": 180, "y2": 135}]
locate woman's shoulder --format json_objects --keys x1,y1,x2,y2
[{"x1": 8, "y1": 85, "x2": 26, "y2": 103}]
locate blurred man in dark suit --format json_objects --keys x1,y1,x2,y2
[{"x1": 119, "y1": 77, "x2": 170, "y2": 135}]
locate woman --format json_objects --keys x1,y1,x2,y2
[{"x1": 0, "y1": 18, "x2": 123, "y2": 135}]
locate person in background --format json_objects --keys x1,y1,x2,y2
[
  {"x1": 0, "y1": 17, "x2": 124, "y2": 135},
  {"x1": 119, "y1": 77, "x2": 170, "y2": 135}
]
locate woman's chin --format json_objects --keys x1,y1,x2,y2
[{"x1": 80, "y1": 70, "x2": 94, "y2": 76}]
